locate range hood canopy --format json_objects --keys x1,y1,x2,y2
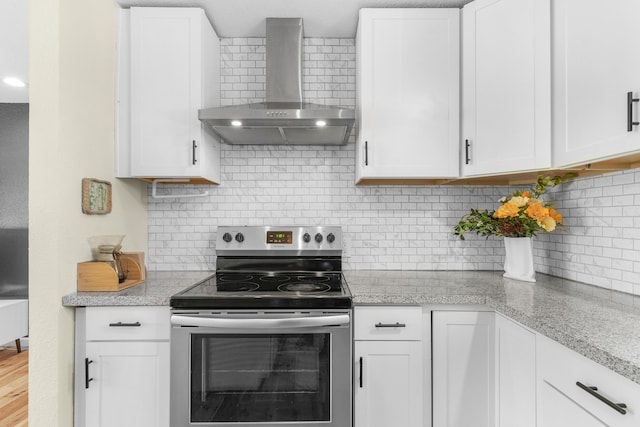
[{"x1": 199, "y1": 17, "x2": 355, "y2": 145}]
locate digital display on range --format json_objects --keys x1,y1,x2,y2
[{"x1": 266, "y1": 231, "x2": 293, "y2": 244}]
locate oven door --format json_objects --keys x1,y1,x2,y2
[{"x1": 170, "y1": 310, "x2": 352, "y2": 427}]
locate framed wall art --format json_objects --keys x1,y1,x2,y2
[{"x1": 81, "y1": 178, "x2": 112, "y2": 215}]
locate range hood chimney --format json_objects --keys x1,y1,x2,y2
[{"x1": 198, "y1": 18, "x2": 355, "y2": 145}]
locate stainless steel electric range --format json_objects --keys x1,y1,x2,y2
[{"x1": 170, "y1": 226, "x2": 352, "y2": 427}]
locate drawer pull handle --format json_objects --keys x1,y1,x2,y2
[
  {"x1": 576, "y1": 382, "x2": 627, "y2": 415},
  {"x1": 375, "y1": 322, "x2": 406, "y2": 328},
  {"x1": 108, "y1": 321, "x2": 141, "y2": 327}
]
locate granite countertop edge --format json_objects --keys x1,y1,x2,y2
[{"x1": 62, "y1": 270, "x2": 640, "y2": 386}]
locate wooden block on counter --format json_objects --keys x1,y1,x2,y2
[
  {"x1": 77, "y1": 253, "x2": 144, "y2": 292},
  {"x1": 120, "y1": 252, "x2": 146, "y2": 281}
]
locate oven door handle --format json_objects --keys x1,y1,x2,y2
[{"x1": 171, "y1": 314, "x2": 350, "y2": 329}]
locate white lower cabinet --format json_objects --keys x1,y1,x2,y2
[
  {"x1": 354, "y1": 306, "x2": 423, "y2": 427},
  {"x1": 432, "y1": 309, "x2": 640, "y2": 427},
  {"x1": 432, "y1": 310, "x2": 495, "y2": 427},
  {"x1": 85, "y1": 341, "x2": 170, "y2": 427},
  {"x1": 537, "y1": 334, "x2": 640, "y2": 427},
  {"x1": 75, "y1": 306, "x2": 170, "y2": 427},
  {"x1": 495, "y1": 313, "x2": 536, "y2": 427},
  {"x1": 354, "y1": 341, "x2": 423, "y2": 427}
]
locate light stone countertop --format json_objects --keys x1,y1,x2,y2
[
  {"x1": 62, "y1": 271, "x2": 215, "y2": 307},
  {"x1": 63, "y1": 269, "x2": 640, "y2": 386},
  {"x1": 345, "y1": 270, "x2": 640, "y2": 386}
]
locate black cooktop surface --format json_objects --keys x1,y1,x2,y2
[{"x1": 170, "y1": 271, "x2": 352, "y2": 309}]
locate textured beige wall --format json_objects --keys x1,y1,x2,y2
[{"x1": 28, "y1": 0, "x2": 148, "y2": 424}]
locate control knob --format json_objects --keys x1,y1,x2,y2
[
  {"x1": 303, "y1": 233, "x2": 311, "y2": 243},
  {"x1": 315, "y1": 233, "x2": 323, "y2": 243},
  {"x1": 235, "y1": 233, "x2": 245, "y2": 243},
  {"x1": 222, "y1": 232, "x2": 232, "y2": 243},
  {"x1": 327, "y1": 233, "x2": 336, "y2": 243}
]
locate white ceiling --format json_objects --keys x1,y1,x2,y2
[
  {"x1": 115, "y1": 0, "x2": 472, "y2": 37},
  {"x1": 0, "y1": 0, "x2": 29, "y2": 103}
]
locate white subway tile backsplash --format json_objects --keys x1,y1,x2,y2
[{"x1": 146, "y1": 37, "x2": 640, "y2": 295}]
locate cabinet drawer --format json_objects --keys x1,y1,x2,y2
[
  {"x1": 86, "y1": 306, "x2": 170, "y2": 341},
  {"x1": 354, "y1": 306, "x2": 422, "y2": 341},
  {"x1": 537, "y1": 334, "x2": 640, "y2": 425}
]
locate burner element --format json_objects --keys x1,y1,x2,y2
[
  {"x1": 217, "y1": 273, "x2": 254, "y2": 282},
  {"x1": 259, "y1": 275, "x2": 291, "y2": 285},
  {"x1": 217, "y1": 282, "x2": 260, "y2": 292},
  {"x1": 277, "y1": 282, "x2": 332, "y2": 293},
  {"x1": 295, "y1": 274, "x2": 330, "y2": 282}
]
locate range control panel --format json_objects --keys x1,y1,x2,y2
[{"x1": 216, "y1": 226, "x2": 342, "y2": 255}]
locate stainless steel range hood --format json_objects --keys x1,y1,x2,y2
[{"x1": 198, "y1": 18, "x2": 355, "y2": 145}]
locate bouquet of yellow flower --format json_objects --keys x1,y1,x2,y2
[{"x1": 454, "y1": 175, "x2": 566, "y2": 240}]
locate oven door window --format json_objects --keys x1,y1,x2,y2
[{"x1": 190, "y1": 333, "x2": 331, "y2": 423}]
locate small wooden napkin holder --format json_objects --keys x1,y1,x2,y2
[{"x1": 77, "y1": 252, "x2": 146, "y2": 292}]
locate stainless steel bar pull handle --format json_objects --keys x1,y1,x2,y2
[
  {"x1": 109, "y1": 321, "x2": 141, "y2": 327},
  {"x1": 576, "y1": 381, "x2": 627, "y2": 415},
  {"x1": 627, "y1": 92, "x2": 639, "y2": 131},
  {"x1": 171, "y1": 314, "x2": 350, "y2": 329},
  {"x1": 375, "y1": 322, "x2": 406, "y2": 328},
  {"x1": 85, "y1": 358, "x2": 93, "y2": 389},
  {"x1": 201, "y1": 344, "x2": 207, "y2": 403}
]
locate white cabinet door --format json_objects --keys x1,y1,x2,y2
[
  {"x1": 537, "y1": 335, "x2": 640, "y2": 427},
  {"x1": 552, "y1": 0, "x2": 640, "y2": 167},
  {"x1": 118, "y1": 7, "x2": 221, "y2": 184},
  {"x1": 354, "y1": 340, "x2": 423, "y2": 427},
  {"x1": 538, "y1": 380, "x2": 613, "y2": 427},
  {"x1": 432, "y1": 311, "x2": 495, "y2": 427},
  {"x1": 495, "y1": 314, "x2": 536, "y2": 427},
  {"x1": 85, "y1": 341, "x2": 170, "y2": 427},
  {"x1": 461, "y1": 0, "x2": 551, "y2": 176},
  {"x1": 356, "y1": 8, "x2": 459, "y2": 181}
]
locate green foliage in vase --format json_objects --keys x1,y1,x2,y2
[{"x1": 454, "y1": 175, "x2": 572, "y2": 240}]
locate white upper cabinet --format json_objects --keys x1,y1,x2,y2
[
  {"x1": 117, "y1": 7, "x2": 221, "y2": 184},
  {"x1": 356, "y1": 8, "x2": 460, "y2": 182},
  {"x1": 461, "y1": 0, "x2": 551, "y2": 176},
  {"x1": 552, "y1": 0, "x2": 640, "y2": 168}
]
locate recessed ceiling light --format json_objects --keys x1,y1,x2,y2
[
  {"x1": 231, "y1": 120, "x2": 242, "y2": 127},
  {"x1": 2, "y1": 77, "x2": 27, "y2": 88},
  {"x1": 316, "y1": 120, "x2": 327, "y2": 127}
]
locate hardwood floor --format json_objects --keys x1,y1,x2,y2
[{"x1": 0, "y1": 346, "x2": 28, "y2": 427}]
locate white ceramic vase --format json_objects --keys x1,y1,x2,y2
[{"x1": 503, "y1": 237, "x2": 536, "y2": 282}]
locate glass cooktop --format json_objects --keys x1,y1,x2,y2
[{"x1": 170, "y1": 272, "x2": 352, "y2": 309}]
